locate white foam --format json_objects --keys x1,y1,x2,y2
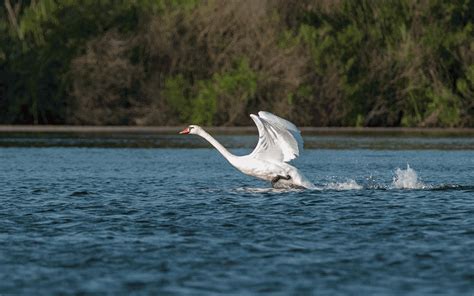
[
  {"x1": 234, "y1": 187, "x2": 301, "y2": 193},
  {"x1": 324, "y1": 179, "x2": 363, "y2": 190},
  {"x1": 392, "y1": 164, "x2": 427, "y2": 189}
]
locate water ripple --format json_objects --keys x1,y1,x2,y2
[{"x1": 0, "y1": 148, "x2": 473, "y2": 295}]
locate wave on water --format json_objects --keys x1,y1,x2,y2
[
  {"x1": 234, "y1": 187, "x2": 303, "y2": 194},
  {"x1": 391, "y1": 164, "x2": 429, "y2": 189},
  {"x1": 323, "y1": 179, "x2": 363, "y2": 190},
  {"x1": 228, "y1": 165, "x2": 469, "y2": 193}
]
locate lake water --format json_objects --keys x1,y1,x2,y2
[{"x1": 0, "y1": 136, "x2": 473, "y2": 295}]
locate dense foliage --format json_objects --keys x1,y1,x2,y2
[{"x1": 1, "y1": 0, "x2": 473, "y2": 126}]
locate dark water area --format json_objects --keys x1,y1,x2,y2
[
  {"x1": 1, "y1": 131, "x2": 474, "y2": 150},
  {"x1": 1, "y1": 143, "x2": 473, "y2": 294}
]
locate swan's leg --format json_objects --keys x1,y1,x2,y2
[{"x1": 271, "y1": 175, "x2": 291, "y2": 187}]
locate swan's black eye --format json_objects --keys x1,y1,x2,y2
[{"x1": 189, "y1": 126, "x2": 194, "y2": 131}]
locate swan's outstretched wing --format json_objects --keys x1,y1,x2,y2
[{"x1": 249, "y1": 111, "x2": 303, "y2": 162}]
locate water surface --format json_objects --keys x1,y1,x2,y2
[
  {"x1": 0, "y1": 145, "x2": 473, "y2": 295},
  {"x1": 1, "y1": 131, "x2": 473, "y2": 149}
]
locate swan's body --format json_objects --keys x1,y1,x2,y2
[{"x1": 180, "y1": 111, "x2": 314, "y2": 189}]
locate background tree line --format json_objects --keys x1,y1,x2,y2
[{"x1": 0, "y1": 0, "x2": 473, "y2": 127}]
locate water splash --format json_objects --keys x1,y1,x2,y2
[
  {"x1": 234, "y1": 187, "x2": 303, "y2": 193},
  {"x1": 324, "y1": 179, "x2": 363, "y2": 190},
  {"x1": 392, "y1": 164, "x2": 428, "y2": 189}
]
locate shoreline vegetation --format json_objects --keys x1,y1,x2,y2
[{"x1": 1, "y1": 1, "x2": 473, "y2": 128}]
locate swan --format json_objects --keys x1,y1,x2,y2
[{"x1": 179, "y1": 111, "x2": 314, "y2": 189}]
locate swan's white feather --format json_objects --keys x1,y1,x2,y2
[
  {"x1": 187, "y1": 114, "x2": 314, "y2": 189},
  {"x1": 250, "y1": 111, "x2": 303, "y2": 162}
]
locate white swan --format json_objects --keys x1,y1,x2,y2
[{"x1": 179, "y1": 111, "x2": 314, "y2": 189}]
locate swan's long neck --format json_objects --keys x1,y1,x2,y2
[{"x1": 198, "y1": 130, "x2": 235, "y2": 163}]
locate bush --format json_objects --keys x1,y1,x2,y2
[{"x1": 1, "y1": 0, "x2": 472, "y2": 127}]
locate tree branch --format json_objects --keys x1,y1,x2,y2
[{"x1": 4, "y1": 0, "x2": 22, "y2": 39}]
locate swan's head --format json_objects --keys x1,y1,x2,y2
[{"x1": 179, "y1": 125, "x2": 201, "y2": 135}]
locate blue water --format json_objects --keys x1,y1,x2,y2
[{"x1": 1, "y1": 146, "x2": 473, "y2": 295}]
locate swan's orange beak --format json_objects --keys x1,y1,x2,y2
[{"x1": 179, "y1": 127, "x2": 190, "y2": 134}]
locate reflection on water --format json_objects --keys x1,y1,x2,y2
[{"x1": 0, "y1": 132, "x2": 473, "y2": 149}]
